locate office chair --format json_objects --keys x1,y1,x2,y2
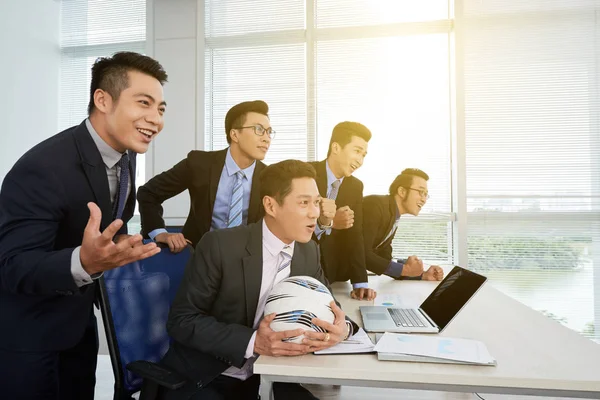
[{"x1": 99, "y1": 241, "x2": 192, "y2": 400}]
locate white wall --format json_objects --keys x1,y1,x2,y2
[
  {"x1": 145, "y1": 0, "x2": 203, "y2": 226},
  {"x1": 0, "y1": 0, "x2": 60, "y2": 182}
]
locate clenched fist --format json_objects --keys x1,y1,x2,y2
[
  {"x1": 318, "y1": 197, "x2": 337, "y2": 227},
  {"x1": 401, "y1": 255, "x2": 424, "y2": 277},
  {"x1": 333, "y1": 206, "x2": 354, "y2": 230}
]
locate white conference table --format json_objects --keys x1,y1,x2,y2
[{"x1": 255, "y1": 274, "x2": 600, "y2": 399}]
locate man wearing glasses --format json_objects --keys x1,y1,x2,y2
[
  {"x1": 362, "y1": 168, "x2": 444, "y2": 281},
  {"x1": 138, "y1": 100, "x2": 274, "y2": 251}
]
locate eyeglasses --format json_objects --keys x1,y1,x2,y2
[
  {"x1": 235, "y1": 125, "x2": 276, "y2": 139},
  {"x1": 406, "y1": 187, "x2": 430, "y2": 199}
]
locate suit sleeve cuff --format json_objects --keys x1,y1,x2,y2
[
  {"x1": 384, "y1": 260, "x2": 404, "y2": 279},
  {"x1": 352, "y1": 282, "x2": 369, "y2": 289},
  {"x1": 245, "y1": 331, "x2": 258, "y2": 359},
  {"x1": 71, "y1": 247, "x2": 97, "y2": 287},
  {"x1": 149, "y1": 228, "x2": 168, "y2": 241}
]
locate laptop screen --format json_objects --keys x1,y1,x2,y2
[{"x1": 420, "y1": 266, "x2": 487, "y2": 331}]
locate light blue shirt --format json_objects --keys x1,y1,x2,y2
[
  {"x1": 314, "y1": 161, "x2": 344, "y2": 239},
  {"x1": 149, "y1": 148, "x2": 256, "y2": 240},
  {"x1": 315, "y1": 161, "x2": 368, "y2": 290},
  {"x1": 211, "y1": 148, "x2": 256, "y2": 230}
]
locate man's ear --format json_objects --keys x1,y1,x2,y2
[
  {"x1": 397, "y1": 187, "x2": 407, "y2": 200},
  {"x1": 263, "y1": 195, "x2": 277, "y2": 218},
  {"x1": 230, "y1": 129, "x2": 240, "y2": 144},
  {"x1": 93, "y1": 89, "x2": 112, "y2": 114},
  {"x1": 330, "y1": 142, "x2": 340, "y2": 155}
]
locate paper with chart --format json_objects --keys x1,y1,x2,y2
[
  {"x1": 314, "y1": 328, "x2": 375, "y2": 355},
  {"x1": 373, "y1": 333, "x2": 496, "y2": 365}
]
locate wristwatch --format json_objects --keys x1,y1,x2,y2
[{"x1": 344, "y1": 321, "x2": 353, "y2": 340}]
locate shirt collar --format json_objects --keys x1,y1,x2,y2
[
  {"x1": 225, "y1": 147, "x2": 257, "y2": 178},
  {"x1": 85, "y1": 119, "x2": 125, "y2": 169},
  {"x1": 325, "y1": 160, "x2": 344, "y2": 188},
  {"x1": 262, "y1": 219, "x2": 295, "y2": 258}
]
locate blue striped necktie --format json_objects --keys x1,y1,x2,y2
[
  {"x1": 277, "y1": 246, "x2": 292, "y2": 274},
  {"x1": 227, "y1": 170, "x2": 245, "y2": 228},
  {"x1": 113, "y1": 153, "x2": 130, "y2": 220},
  {"x1": 329, "y1": 179, "x2": 341, "y2": 200}
]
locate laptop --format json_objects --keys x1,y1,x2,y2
[{"x1": 360, "y1": 266, "x2": 487, "y2": 333}]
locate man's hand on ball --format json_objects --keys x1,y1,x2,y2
[
  {"x1": 303, "y1": 301, "x2": 348, "y2": 352},
  {"x1": 254, "y1": 313, "x2": 310, "y2": 357}
]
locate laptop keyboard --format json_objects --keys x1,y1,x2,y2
[{"x1": 388, "y1": 308, "x2": 427, "y2": 328}]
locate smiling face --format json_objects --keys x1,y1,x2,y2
[
  {"x1": 397, "y1": 176, "x2": 429, "y2": 216},
  {"x1": 91, "y1": 70, "x2": 166, "y2": 154},
  {"x1": 263, "y1": 177, "x2": 321, "y2": 244},
  {"x1": 328, "y1": 135, "x2": 368, "y2": 178},
  {"x1": 230, "y1": 112, "x2": 272, "y2": 161}
]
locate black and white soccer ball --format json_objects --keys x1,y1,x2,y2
[{"x1": 264, "y1": 276, "x2": 335, "y2": 344}]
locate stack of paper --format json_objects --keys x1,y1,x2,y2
[
  {"x1": 314, "y1": 328, "x2": 375, "y2": 355},
  {"x1": 373, "y1": 333, "x2": 496, "y2": 366}
]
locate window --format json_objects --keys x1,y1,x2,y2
[
  {"x1": 460, "y1": 0, "x2": 600, "y2": 339},
  {"x1": 204, "y1": 0, "x2": 455, "y2": 266},
  {"x1": 59, "y1": 0, "x2": 147, "y2": 231},
  {"x1": 204, "y1": 0, "x2": 599, "y2": 341}
]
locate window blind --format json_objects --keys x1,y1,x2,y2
[
  {"x1": 59, "y1": 0, "x2": 147, "y2": 131},
  {"x1": 59, "y1": 0, "x2": 146, "y2": 227},
  {"x1": 204, "y1": 0, "x2": 455, "y2": 266},
  {"x1": 204, "y1": 43, "x2": 308, "y2": 163},
  {"x1": 460, "y1": 0, "x2": 600, "y2": 339},
  {"x1": 315, "y1": 34, "x2": 453, "y2": 264}
]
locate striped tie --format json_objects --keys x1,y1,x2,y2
[
  {"x1": 328, "y1": 179, "x2": 341, "y2": 200},
  {"x1": 227, "y1": 170, "x2": 245, "y2": 228},
  {"x1": 277, "y1": 246, "x2": 292, "y2": 273},
  {"x1": 112, "y1": 153, "x2": 130, "y2": 220}
]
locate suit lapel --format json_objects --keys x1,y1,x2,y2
[
  {"x1": 248, "y1": 161, "x2": 265, "y2": 222},
  {"x1": 74, "y1": 121, "x2": 113, "y2": 229},
  {"x1": 336, "y1": 177, "x2": 351, "y2": 207},
  {"x1": 384, "y1": 195, "x2": 397, "y2": 239},
  {"x1": 124, "y1": 150, "x2": 137, "y2": 218},
  {"x1": 290, "y1": 243, "x2": 307, "y2": 277},
  {"x1": 242, "y1": 222, "x2": 263, "y2": 327},
  {"x1": 208, "y1": 149, "x2": 228, "y2": 215}
]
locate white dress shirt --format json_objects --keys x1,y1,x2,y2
[{"x1": 222, "y1": 220, "x2": 294, "y2": 380}]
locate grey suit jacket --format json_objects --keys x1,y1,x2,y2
[{"x1": 161, "y1": 221, "x2": 357, "y2": 390}]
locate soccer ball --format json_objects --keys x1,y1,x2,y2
[{"x1": 264, "y1": 276, "x2": 335, "y2": 344}]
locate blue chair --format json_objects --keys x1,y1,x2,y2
[{"x1": 98, "y1": 242, "x2": 192, "y2": 400}]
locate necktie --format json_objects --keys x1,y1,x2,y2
[
  {"x1": 277, "y1": 246, "x2": 293, "y2": 274},
  {"x1": 113, "y1": 153, "x2": 130, "y2": 220},
  {"x1": 255, "y1": 246, "x2": 293, "y2": 329},
  {"x1": 227, "y1": 171, "x2": 245, "y2": 228},
  {"x1": 328, "y1": 179, "x2": 341, "y2": 200}
]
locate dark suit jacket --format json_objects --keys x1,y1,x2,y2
[
  {"x1": 310, "y1": 160, "x2": 367, "y2": 285},
  {"x1": 160, "y1": 221, "x2": 358, "y2": 391},
  {"x1": 362, "y1": 194, "x2": 398, "y2": 275},
  {"x1": 0, "y1": 120, "x2": 136, "y2": 352},
  {"x1": 137, "y1": 149, "x2": 265, "y2": 246}
]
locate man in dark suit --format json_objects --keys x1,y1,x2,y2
[
  {"x1": 311, "y1": 122, "x2": 376, "y2": 301},
  {"x1": 159, "y1": 160, "x2": 358, "y2": 400},
  {"x1": 0, "y1": 52, "x2": 167, "y2": 400},
  {"x1": 137, "y1": 100, "x2": 272, "y2": 251},
  {"x1": 363, "y1": 168, "x2": 444, "y2": 281}
]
